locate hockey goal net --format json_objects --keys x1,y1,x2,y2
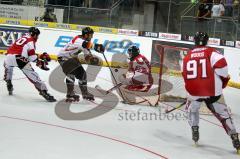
[{"x1": 152, "y1": 43, "x2": 213, "y2": 115}]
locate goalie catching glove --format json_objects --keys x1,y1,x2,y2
[
  {"x1": 94, "y1": 43, "x2": 105, "y2": 53},
  {"x1": 36, "y1": 52, "x2": 51, "y2": 71},
  {"x1": 85, "y1": 54, "x2": 101, "y2": 65}
]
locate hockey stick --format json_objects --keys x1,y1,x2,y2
[
  {"x1": 95, "y1": 83, "x2": 123, "y2": 95},
  {"x1": 101, "y1": 52, "x2": 126, "y2": 100},
  {"x1": 165, "y1": 101, "x2": 187, "y2": 114}
]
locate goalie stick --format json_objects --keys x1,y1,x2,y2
[
  {"x1": 95, "y1": 83, "x2": 123, "y2": 95},
  {"x1": 165, "y1": 101, "x2": 187, "y2": 113},
  {"x1": 95, "y1": 84, "x2": 154, "y2": 106},
  {"x1": 101, "y1": 51, "x2": 126, "y2": 100}
]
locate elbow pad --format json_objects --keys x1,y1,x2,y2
[
  {"x1": 82, "y1": 40, "x2": 93, "y2": 49},
  {"x1": 29, "y1": 55, "x2": 38, "y2": 62}
]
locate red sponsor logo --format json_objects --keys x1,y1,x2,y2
[
  {"x1": 235, "y1": 41, "x2": 240, "y2": 48},
  {"x1": 208, "y1": 38, "x2": 220, "y2": 46},
  {"x1": 159, "y1": 33, "x2": 181, "y2": 40},
  {"x1": 118, "y1": 29, "x2": 138, "y2": 36}
]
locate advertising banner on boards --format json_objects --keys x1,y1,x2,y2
[{"x1": 0, "y1": 25, "x2": 28, "y2": 50}]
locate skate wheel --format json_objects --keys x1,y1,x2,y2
[
  {"x1": 49, "y1": 99, "x2": 56, "y2": 102},
  {"x1": 237, "y1": 149, "x2": 240, "y2": 155},
  {"x1": 65, "y1": 99, "x2": 73, "y2": 103},
  {"x1": 193, "y1": 142, "x2": 198, "y2": 147},
  {"x1": 75, "y1": 99, "x2": 80, "y2": 102},
  {"x1": 9, "y1": 92, "x2": 13, "y2": 95}
]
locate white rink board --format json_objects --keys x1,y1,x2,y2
[
  {"x1": 36, "y1": 28, "x2": 153, "y2": 62},
  {"x1": 224, "y1": 47, "x2": 240, "y2": 83}
]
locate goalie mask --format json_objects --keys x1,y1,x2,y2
[
  {"x1": 194, "y1": 32, "x2": 209, "y2": 46},
  {"x1": 128, "y1": 45, "x2": 140, "y2": 61}
]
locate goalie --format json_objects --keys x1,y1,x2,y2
[{"x1": 118, "y1": 45, "x2": 153, "y2": 93}]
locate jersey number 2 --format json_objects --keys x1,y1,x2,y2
[{"x1": 186, "y1": 59, "x2": 207, "y2": 79}]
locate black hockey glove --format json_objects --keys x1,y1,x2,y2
[{"x1": 94, "y1": 44, "x2": 105, "y2": 53}]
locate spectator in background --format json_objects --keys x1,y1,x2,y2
[
  {"x1": 207, "y1": 0, "x2": 214, "y2": 9},
  {"x1": 211, "y1": 0, "x2": 225, "y2": 37},
  {"x1": 224, "y1": 0, "x2": 233, "y2": 16},
  {"x1": 197, "y1": 0, "x2": 212, "y2": 32},
  {"x1": 233, "y1": 0, "x2": 240, "y2": 19},
  {"x1": 212, "y1": 0, "x2": 225, "y2": 17},
  {"x1": 197, "y1": 0, "x2": 212, "y2": 21},
  {"x1": 40, "y1": 7, "x2": 57, "y2": 22},
  {"x1": 84, "y1": 0, "x2": 92, "y2": 7}
]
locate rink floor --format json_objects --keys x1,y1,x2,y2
[{"x1": 0, "y1": 55, "x2": 240, "y2": 159}]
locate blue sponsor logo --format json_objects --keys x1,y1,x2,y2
[
  {"x1": 55, "y1": 36, "x2": 140, "y2": 54},
  {"x1": 55, "y1": 36, "x2": 73, "y2": 47}
]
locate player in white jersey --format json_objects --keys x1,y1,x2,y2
[
  {"x1": 3, "y1": 27, "x2": 56, "y2": 102},
  {"x1": 58, "y1": 27, "x2": 104, "y2": 102}
]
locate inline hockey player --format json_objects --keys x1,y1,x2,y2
[
  {"x1": 58, "y1": 27, "x2": 104, "y2": 102},
  {"x1": 3, "y1": 27, "x2": 56, "y2": 102},
  {"x1": 182, "y1": 32, "x2": 240, "y2": 153},
  {"x1": 118, "y1": 45, "x2": 153, "y2": 92}
]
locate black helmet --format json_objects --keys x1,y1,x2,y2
[
  {"x1": 28, "y1": 27, "x2": 40, "y2": 37},
  {"x1": 82, "y1": 27, "x2": 94, "y2": 36},
  {"x1": 128, "y1": 45, "x2": 140, "y2": 61},
  {"x1": 128, "y1": 45, "x2": 140, "y2": 55},
  {"x1": 194, "y1": 32, "x2": 209, "y2": 46}
]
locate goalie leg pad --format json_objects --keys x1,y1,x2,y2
[{"x1": 118, "y1": 74, "x2": 133, "y2": 85}]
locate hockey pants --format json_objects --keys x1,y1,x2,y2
[
  {"x1": 186, "y1": 95, "x2": 237, "y2": 135},
  {"x1": 4, "y1": 55, "x2": 47, "y2": 92}
]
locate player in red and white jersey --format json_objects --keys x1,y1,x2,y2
[
  {"x1": 3, "y1": 27, "x2": 56, "y2": 102},
  {"x1": 182, "y1": 32, "x2": 239, "y2": 151},
  {"x1": 119, "y1": 45, "x2": 153, "y2": 92},
  {"x1": 57, "y1": 27, "x2": 104, "y2": 102}
]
